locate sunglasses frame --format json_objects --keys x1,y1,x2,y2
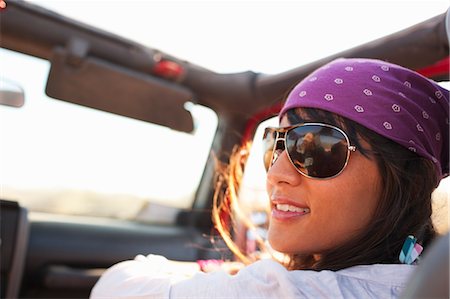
[{"x1": 264, "y1": 122, "x2": 357, "y2": 179}]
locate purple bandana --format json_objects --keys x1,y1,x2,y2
[{"x1": 280, "y1": 58, "x2": 449, "y2": 179}]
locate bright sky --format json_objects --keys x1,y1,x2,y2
[{"x1": 1, "y1": 0, "x2": 449, "y2": 208}]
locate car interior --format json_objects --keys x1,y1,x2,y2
[{"x1": 0, "y1": 1, "x2": 449, "y2": 298}]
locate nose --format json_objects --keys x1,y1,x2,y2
[{"x1": 266, "y1": 149, "x2": 302, "y2": 186}]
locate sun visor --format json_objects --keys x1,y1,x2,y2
[{"x1": 46, "y1": 47, "x2": 194, "y2": 133}]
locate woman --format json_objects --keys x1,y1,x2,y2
[{"x1": 90, "y1": 58, "x2": 449, "y2": 298}]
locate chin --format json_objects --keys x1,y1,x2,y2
[
  {"x1": 268, "y1": 236, "x2": 319, "y2": 256},
  {"x1": 268, "y1": 238, "x2": 297, "y2": 254}
]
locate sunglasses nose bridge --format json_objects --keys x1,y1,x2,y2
[
  {"x1": 274, "y1": 131, "x2": 286, "y2": 151},
  {"x1": 265, "y1": 130, "x2": 287, "y2": 171}
]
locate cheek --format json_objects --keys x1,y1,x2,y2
[
  {"x1": 315, "y1": 157, "x2": 383, "y2": 249},
  {"x1": 329, "y1": 183, "x2": 379, "y2": 228},
  {"x1": 326, "y1": 156, "x2": 382, "y2": 234}
]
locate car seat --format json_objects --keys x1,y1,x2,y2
[{"x1": 400, "y1": 232, "x2": 449, "y2": 299}]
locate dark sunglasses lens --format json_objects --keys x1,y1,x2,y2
[
  {"x1": 262, "y1": 128, "x2": 277, "y2": 171},
  {"x1": 286, "y1": 125, "x2": 349, "y2": 178}
]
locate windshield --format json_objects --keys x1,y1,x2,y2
[{"x1": 0, "y1": 48, "x2": 217, "y2": 220}]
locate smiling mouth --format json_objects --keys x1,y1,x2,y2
[
  {"x1": 271, "y1": 203, "x2": 311, "y2": 220},
  {"x1": 275, "y1": 204, "x2": 310, "y2": 214}
]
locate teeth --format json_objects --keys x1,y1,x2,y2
[{"x1": 276, "y1": 204, "x2": 310, "y2": 213}]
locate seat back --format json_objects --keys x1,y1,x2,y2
[
  {"x1": 400, "y1": 232, "x2": 449, "y2": 299},
  {"x1": 0, "y1": 199, "x2": 29, "y2": 298}
]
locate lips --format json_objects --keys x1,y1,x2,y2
[
  {"x1": 271, "y1": 196, "x2": 310, "y2": 221},
  {"x1": 275, "y1": 203, "x2": 310, "y2": 213}
]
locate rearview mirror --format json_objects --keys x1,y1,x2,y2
[{"x1": 0, "y1": 79, "x2": 25, "y2": 108}]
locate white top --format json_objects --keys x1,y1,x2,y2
[{"x1": 90, "y1": 254, "x2": 416, "y2": 299}]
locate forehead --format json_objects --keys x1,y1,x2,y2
[
  {"x1": 282, "y1": 107, "x2": 324, "y2": 125},
  {"x1": 281, "y1": 107, "x2": 349, "y2": 132},
  {"x1": 280, "y1": 108, "x2": 311, "y2": 127},
  {"x1": 279, "y1": 114, "x2": 290, "y2": 127}
]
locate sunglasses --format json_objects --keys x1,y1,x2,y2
[{"x1": 263, "y1": 123, "x2": 356, "y2": 179}]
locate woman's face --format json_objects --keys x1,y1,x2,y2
[{"x1": 266, "y1": 116, "x2": 382, "y2": 255}]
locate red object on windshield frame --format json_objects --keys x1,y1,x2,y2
[{"x1": 152, "y1": 60, "x2": 184, "y2": 81}]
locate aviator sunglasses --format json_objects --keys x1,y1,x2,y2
[{"x1": 263, "y1": 123, "x2": 356, "y2": 179}]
